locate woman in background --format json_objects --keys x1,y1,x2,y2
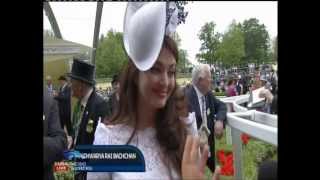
[{"x1": 226, "y1": 79, "x2": 237, "y2": 97}]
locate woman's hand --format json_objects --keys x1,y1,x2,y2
[
  {"x1": 182, "y1": 135, "x2": 209, "y2": 180},
  {"x1": 182, "y1": 135, "x2": 221, "y2": 180}
]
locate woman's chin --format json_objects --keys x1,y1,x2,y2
[{"x1": 152, "y1": 100, "x2": 167, "y2": 109}]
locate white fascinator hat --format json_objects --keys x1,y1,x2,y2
[{"x1": 123, "y1": 2, "x2": 179, "y2": 71}]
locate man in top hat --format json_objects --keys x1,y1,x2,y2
[
  {"x1": 54, "y1": 75, "x2": 72, "y2": 139},
  {"x1": 68, "y1": 58, "x2": 109, "y2": 148},
  {"x1": 69, "y1": 58, "x2": 110, "y2": 179}
]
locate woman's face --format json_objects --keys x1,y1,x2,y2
[{"x1": 137, "y1": 47, "x2": 176, "y2": 110}]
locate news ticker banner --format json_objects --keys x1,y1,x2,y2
[{"x1": 54, "y1": 145, "x2": 145, "y2": 173}]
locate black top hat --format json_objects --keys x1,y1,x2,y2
[
  {"x1": 68, "y1": 58, "x2": 95, "y2": 85},
  {"x1": 58, "y1": 75, "x2": 67, "y2": 81}
]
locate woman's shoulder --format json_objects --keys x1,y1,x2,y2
[{"x1": 94, "y1": 122, "x2": 133, "y2": 145}]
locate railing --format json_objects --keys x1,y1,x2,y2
[{"x1": 220, "y1": 95, "x2": 278, "y2": 180}]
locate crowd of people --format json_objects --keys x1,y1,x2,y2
[{"x1": 43, "y1": 2, "x2": 277, "y2": 180}]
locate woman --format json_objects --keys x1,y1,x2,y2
[
  {"x1": 226, "y1": 79, "x2": 237, "y2": 97},
  {"x1": 88, "y1": 36, "x2": 197, "y2": 179},
  {"x1": 88, "y1": 2, "x2": 218, "y2": 180}
]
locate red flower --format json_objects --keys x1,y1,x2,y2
[
  {"x1": 216, "y1": 150, "x2": 234, "y2": 176},
  {"x1": 241, "y1": 133, "x2": 250, "y2": 145}
]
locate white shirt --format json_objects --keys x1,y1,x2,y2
[
  {"x1": 193, "y1": 85, "x2": 206, "y2": 120},
  {"x1": 60, "y1": 82, "x2": 68, "y2": 91}
]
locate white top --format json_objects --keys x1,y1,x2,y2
[{"x1": 87, "y1": 113, "x2": 198, "y2": 180}]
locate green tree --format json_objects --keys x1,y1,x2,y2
[
  {"x1": 99, "y1": 34, "x2": 104, "y2": 43},
  {"x1": 172, "y1": 32, "x2": 190, "y2": 73},
  {"x1": 241, "y1": 18, "x2": 270, "y2": 65},
  {"x1": 95, "y1": 29, "x2": 127, "y2": 78},
  {"x1": 178, "y1": 49, "x2": 190, "y2": 73},
  {"x1": 196, "y1": 21, "x2": 221, "y2": 66},
  {"x1": 216, "y1": 21, "x2": 245, "y2": 68},
  {"x1": 273, "y1": 36, "x2": 278, "y2": 62}
]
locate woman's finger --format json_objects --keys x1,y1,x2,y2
[
  {"x1": 199, "y1": 144, "x2": 209, "y2": 174},
  {"x1": 182, "y1": 135, "x2": 193, "y2": 164},
  {"x1": 190, "y1": 136, "x2": 200, "y2": 163}
]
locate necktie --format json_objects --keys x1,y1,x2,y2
[
  {"x1": 199, "y1": 96, "x2": 210, "y2": 147},
  {"x1": 72, "y1": 100, "x2": 84, "y2": 145},
  {"x1": 201, "y1": 96, "x2": 206, "y2": 122}
]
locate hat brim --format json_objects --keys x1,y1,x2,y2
[
  {"x1": 123, "y1": 2, "x2": 166, "y2": 71},
  {"x1": 68, "y1": 74, "x2": 95, "y2": 85}
]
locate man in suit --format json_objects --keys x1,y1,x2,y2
[
  {"x1": 69, "y1": 58, "x2": 110, "y2": 180},
  {"x1": 54, "y1": 75, "x2": 72, "y2": 135},
  {"x1": 43, "y1": 88, "x2": 67, "y2": 180},
  {"x1": 185, "y1": 64, "x2": 227, "y2": 173},
  {"x1": 46, "y1": 75, "x2": 54, "y2": 97}
]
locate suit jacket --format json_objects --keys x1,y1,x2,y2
[
  {"x1": 43, "y1": 89, "x2": 67, "y2": 180},
  {"x1": 185, "y1": 85, "x2": 227, "y2": 156},
  {"x1": 73, "y1": 90, "x2": 109, "y2": 148},
  {"x1": 54, "y1": 84, "x2": 72, "y2": 134}
]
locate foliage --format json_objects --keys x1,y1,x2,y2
[
  {"x1": 172, "y1": 32, "x2": 191, "y2": 73},
  {"x1": 196, "y1": 18, "x2": 273, "y2": 68},
  {"x1": 95, "y1": 29, "x2": 127, "y2": 79},
  {"x1": 213, "y1": 91, "x2": 226, "y2": 97},
  {"x1": 216, "y1": 21, "x2": 245, "y2": 68},
  {"x1": 174, "y1": 1, "x2": 190, "y2": 25},
  {"x1": 196, "y1": 21, "x2": 221, "y2": 66},
  {"x1": 241, "y1": 18, "x2": 271, "y2": 65}
]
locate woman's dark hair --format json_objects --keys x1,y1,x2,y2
[
  {"x1": 105, "y1": 35, "x2": 187, "y2": 176},
  {"x1": 227, "y1": 79, "x2": 234, "y2": 86}
]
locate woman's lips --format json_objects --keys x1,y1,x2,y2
[{"x1": 152, "y1": 89, "x2": 167, "y2": 98}]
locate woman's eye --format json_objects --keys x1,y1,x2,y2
[
  {"x1": 168, "y1": 70, "x2": 176, "y2": 77},
  {"x1": 150, "y1": 67, "x2": 160, "y2": 73}
]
